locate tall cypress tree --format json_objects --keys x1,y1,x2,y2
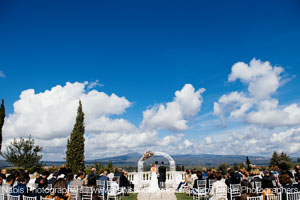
[
  {"x1": 0, "y1": 99, "x2": 5, "y2": 152},
  {"x1": 66, "y1": 100, "x2": 85, "y2": 172}
]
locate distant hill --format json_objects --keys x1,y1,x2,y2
[
  {"x1": 0, "y1": 153, "x2": 272, "y2": 168},
  {"x1": 87, "y1": 153, "x2": 271, "y2": 167}
]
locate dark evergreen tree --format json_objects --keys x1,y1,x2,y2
[
  {"x1": 93, "y1": 160, "x2": 104, "y2": 171},
  {"x1": 1, "y1": 136, "x2": 42, "y2": 169},
  {"x1": 246, "y1": 156, "x2": 252, "y2": 171},
  {"x1": 0, "y1": 99, "x2": 5, "y2": 152},
  {"x1": 66, "y1": 101, "x2": 85, "y2": 173},
  {"x1": 270, "y1": 151, "x2": 280, "y2": 166},
  {"x1": 107, "y1": 160, "x2": 113, "y2": 169},
  {"x1": 233, "y1": 162, "x2": 238, "y2": 170},
  {"x1": 218, "y1": 162, "x2": 230, "y2": 174}
]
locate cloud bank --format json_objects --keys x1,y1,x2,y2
[{"x1": 3, "y1": 82, "x2": 204, "y2": 160}]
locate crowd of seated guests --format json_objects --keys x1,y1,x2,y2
[
  {"x1": 0, "y1": 165, "x2": 135, "y2": 200},
  {"x1": 185, "y1": 163, "x2": 300, "y2": 200}
]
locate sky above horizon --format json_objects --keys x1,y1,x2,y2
[{"x1": 1, "y1": 0, "x2": 300, "y2": 161}]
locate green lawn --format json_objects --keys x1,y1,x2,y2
[
  {"x1": 175, "y1": 193, "x2": 193, "y2": 200},
  {"x1": 121, "y1": 193, "x2": 138, "y2": 200}
]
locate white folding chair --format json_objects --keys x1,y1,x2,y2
[
  {"x1": 81, "y1": 186, "x2": 93, "y2": 200},
  {"x1": 68, "y1": 185, "x2": 79, "y2": 200},
  {"x1": 107, "y1": 181, "x2": 121, "y2": 200},
  {"x1": 266, "y1": 193, "x2": 281, "y2": 200},
  {"x1": 254, "y1": 181, "x2": 262, "y2": 194},
  {"x1": 0, "y1": 194, "x2": 4, "y2": 200},
  {"x1": 97, "y1": 180, "x2": 107, "y2": 200},
  {"x1": 230, "y1": 184, "x2": 241, "y2": 200},
  {"x1": 193, "y1": 180, "x2": 207, "y2": 200},
  {"x1": 23, "y1": 196, "x2": 37, "y2": 200},
  {"x1": 209, "y1": 179, "x2": 216, "y2": 189},
  {"x1": 247, "y1": 196, "x2": 263, "y2": 200},
  {"x1": 287, "y1": 192, "x2": 300, "y2": 200},
  {"x1": 7, "y1": 195, "x2": 20, "y2": 200}
]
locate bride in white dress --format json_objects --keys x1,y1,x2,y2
[{"x1": 149, "y1": 163, "x2": 159, "y2": 192}]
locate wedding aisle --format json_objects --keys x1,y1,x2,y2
[{"x1": 137, "y1": 190, "x2": 177, "y2": 200}]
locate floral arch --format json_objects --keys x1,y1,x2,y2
[{"x1": 137, "y1": 151, "x2": 176, "y2": 188}]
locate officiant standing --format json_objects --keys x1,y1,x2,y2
[{"x1": 158, "y1": 162, "x2": 167, "y2": 189}]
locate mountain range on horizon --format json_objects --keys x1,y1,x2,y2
[{"x1": 0, "y1": 152, "x2": 273, "y2": 168}]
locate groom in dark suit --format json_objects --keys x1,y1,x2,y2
[{"x1": 158, "y1": 161, "x2": 167, "y2": 189}]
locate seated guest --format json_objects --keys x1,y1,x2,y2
[
  {"x1": 87, "y1": 168, "x2": 98, "y2": 186},
  {"x1": 0, "y1": 175, "x2": 15, "y2": 196},
  {"x1": 43, "y1": 167, "x2": 50, "y2": 178},
  {"x1": 35, "y1": 172, "x2": 47, "y2": 184},
  {"x1": 226, "y1": 167, "x2": 242, "y2": 186},
  {"x1": 123, "y1": 171, "x2": 134, "y2": 192},
  {"x1": 209, "y1": 173, "x2": 227, "y2": 200},
  {"x1": 262, "y1": 170, "x2": 276, "y2": 199},
  {"x1": 241, "y1": 179, "x2": 256, "y2": 200},
  {"x1": 0, "y1": 177, "x2": 3, "y2": 186},
  {"x1": 98, "y1": 171, "x2": 109, "y2": 182},
  {"x1": 66, "y1": 173, "x2": 74, "y2": 188},
  {"x1": 48, "y1": 172, "x2": 58, "y2": 186},
  {"x1": 294, "y1": 165, "x2": 300, "y2": 190},
  {"x1": 250, "y1": 169, "x2": 262, "y2": 183},
  {"x1": 58, "y1": 164, "x2": 68, "y2": 176},
  {"x1": 107, "y1": 169, "x2": 115, "y2": 181},
  {"x1": 192, "y1": 171, "x2": 204, "y2": 196},
  {"x1": 0, "y1": 169, "x2": 7, "y2": 181},
  {"x1": 11, "y1": 174, "x2": 29, "y2": 199},
  {"x1": 114, "y1": 168, "x2": 123, "y2": 179},
  {"x1": 193, "y1": 171, "x2": 204, "y2": 189},
  {"x1": 30, "y1": 178, "x2": 50, "y2": 200},
  {"x1": 108, "y1": 177, "x2": 119, "y2": 195},
  {"x1": 70, "y1": 172, "x2": 85, "y2": 188},
  {"x1": 279, "y1": 173, "x2": 297, "y2": 200},
  {"x1": 53, "y1": 178, "x2": 70, "y2": 200},
  {"x1": 177, "y1": 169, "x2": 192, "y2": 192}
]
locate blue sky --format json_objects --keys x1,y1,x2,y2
[{"x1": 1, "y1": 0, "x2": 300, "y2": 160}]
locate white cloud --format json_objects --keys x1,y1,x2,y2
[
  {"x1": 86, "y1": 80, "x2": 104, "y2": 89},
  {"x1": 0, "y1": 70, "x2": 5, "y2": 78},
  {"x1": 214, "y1": 58, "x2": 300, "y2": 128},
  {"x1": 205, "y1": 136, "x2": 212, "y2": 145},
  {"x1": 189, "y1": 126, "x2": 300, "y2": 156},
  {"x1": 3, "y1": 82, "x2": 201, "y2": 160},
  {"x1": 141, "y1": 84, "x2": 205, "y2": 131},
  {"x1": 3, "y1": 82, "x2": 131, "y2": 140}
]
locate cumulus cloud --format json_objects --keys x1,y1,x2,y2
[
  {"x1": 196, "y1": 127, "x2": 300, "y2": 156},
  {"x1": 141, "y1": 84, "x2": 205, "y2": 131},
  {"x1": 214, "y1": 58, "x2": 300, "y2": 128},
  {"x1": 3, "y1": 82, "x2": 201, "y2": 160},
  {"x1": 3, "y1": 82, "x2": 131, "y2": 140},
  {"x1": 0, "y1": 70, "x2": 5, "y2": 78}
]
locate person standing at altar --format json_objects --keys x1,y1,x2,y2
[
  {"x1": 159, "y1": 162, "x2": 167, "y2": 189},
  {"x1": 155, "y1": 161, "x2": 160, "y2": 187}
]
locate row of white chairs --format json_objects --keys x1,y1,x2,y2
[
  {"x1": 0, "y1": 194, "x2": 54, "y2": 200},
  {"x1": 68, "y1": 184, "x2": 121, "y2": 200}
]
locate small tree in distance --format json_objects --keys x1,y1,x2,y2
[{"x1": 1, "y1": 136, "x2": 43, "y2": 169}]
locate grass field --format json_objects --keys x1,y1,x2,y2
[
  {"x1": 121, "y1": 193, "x2": 138, "y2": 200},
  {"x1": 175, "y1": 193, "x2": 193, "y2": 200}
]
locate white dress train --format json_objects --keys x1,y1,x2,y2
[{"x1": 149, "y1": 168, "x2": 159, "y2": 192}]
